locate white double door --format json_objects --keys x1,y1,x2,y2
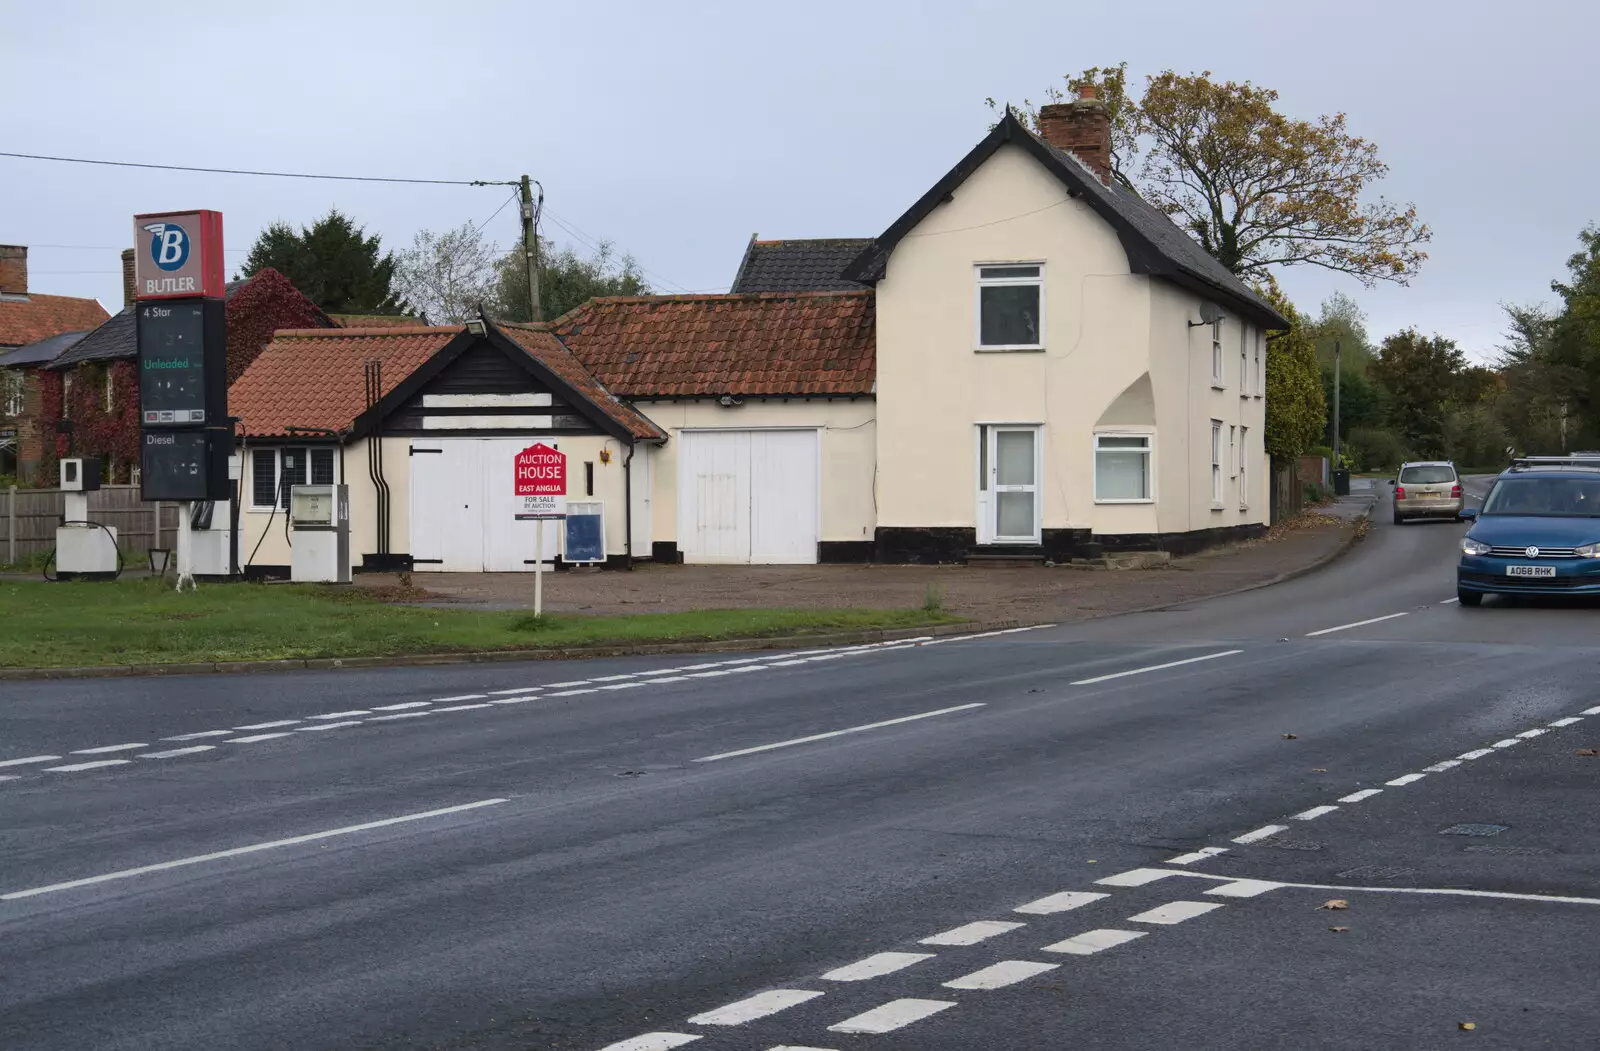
[
  {"x1": 410, "y1": 438, "x2": 560, "y2": 572},
  {"x1": 976, "y1": 425, "x2": 1041, "y2": 545},
  {"x1": 678, "y1": 429, "x2": 819, "y2": 564}
]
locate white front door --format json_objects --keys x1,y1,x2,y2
[
  {"x1": 979, "y1": 425, "x2": 1040, "y2": 545},
  {"x1": 678, "y1": 429, "x2": 819, "y2": 564},
  {"x1": 410, "y1": 438, "x2": 560, "y2": 572}
]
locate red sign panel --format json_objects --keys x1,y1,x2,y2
[
  {"x1": 514, "y1": 442, "x2": 567, "y2": 519},
  {"x1": 132, "y1": 210, "x2": 227, "y2": 300}
]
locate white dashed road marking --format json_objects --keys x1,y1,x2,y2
[
  {"x1": 827, "y1": 999, "x2": 956, "y2": 1034},
  {"x1": 487, "y1": 686, "x2": 543, "y2": 696},
  {"x1": 1458, "y1": 748, "x2": 1495, "y2": 760},
  {"x1": 1166, "y1": 846, "x2": 1229, "y2": 865},
  {"x1": 1070, "y1": 649, "x2": 1242, "y2": 686},
  {"x1": 373, "y1": 702, "x2": 432, "y2": 711},
  {"x1": 1041, "y1": 928, "x2": 1147, "y2": 955},
  {"x1": 1423, "y1": 760, "x2": 1463, "y2": 773},
  {"x1": 0, "y1": 755, "x2": 61, "y2": 768},
  {"x1": 693, "y1": 704, "x2": 985, "y2": 763},
  {"x1": 821, "y1": 951, "x2": 934, "y2": 982},
  {"x1": 1013, "y1": 890, "x2": 1109, "y2": 914},
  {"x1": 1205, "y1": 879, "x2": 1281, "y2": 898},
  {"x1": 1128, "y1": 900, "x2": 1225, "y2": 925},
  {"x1": 1385, "y1": 773, "x2": 1427, "y2": 786},
  {"x1": 596, "y1": 1034, "x2": 700, "y2": 1051},
  {"x1": 71, "y1": 743, "x2": 147, "y2": 754},
  {"x1": 227, "y1": 733, "x2": 294, "y2": 743},
  {"x1": 1292, "y1": 805, "x2": 1339, "y2": 820},
  {"x1": 1338, "y1": 789, "x2": 1383, "y2": 803},
  {"x1": 920, "y1": 920, "x2": 1025, "y2": 946},
  {"x1": 687, "y1": 989, "x2": 823, "y2": 1026},
  {"x1": 162, "y1": 730, "x2": 233, "y2": 741},
  {"x1": 549, "y1": 688, "x2": 597, "y2": 697},
  {"x1": 1096, "y1": 868, "x2": 1177, "y2": 887},
  {"x1": 1491, "y1": 738, "x2": 1521, "y2": 748},
  {"x1": 311, "y1": 710, "x2": 372, "y2": 720},
  {"x1": 369, "y1": 712, "x2": 432, "y2": 721},
  {"x1": 942, "y1": 960, "x2": 1058, "y2": 990},
  {"x1": 1550, "y1": 716, "x2": 1584, "y2": 727},
  {"x1": 44, "y1": 759, "x2": 132, "y2": 772},
  {"x1": 139, "y1": 746, "x2": 215, "y2": 759},
  {"x1": 433, "y1": 703, "x2": 492, "y2": 712},
  {"x1": 298, "y1": 721, "x2": 364, "y2": 731},
  {"x1": 1232, "y1": 824, "x2": 1288, "y2": 844},
  {"x1": 1584, "y1": 706, "x2": 1600, "y2": 716},
  {"x1": 1516, "y1": 728, "x2": 1548, "y2": 739},
  {"x1": 1304, "y1": 612, "x2": 1409, "y2": 637},
  {"x1": 234, "y1": 720, "x2": 301, "y2": 730}
]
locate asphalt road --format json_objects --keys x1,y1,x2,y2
[{"x1": 3, "y1": 484, "x2": 1598, "y2": 1051}]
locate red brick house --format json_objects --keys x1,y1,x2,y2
[
  {"x1": 37, "y1": 252, "x2": 332, "y2": 486},
  {"x1": 0, "y1": 245, "x2": 110, "y2": 481}
]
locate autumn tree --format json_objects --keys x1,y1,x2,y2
[
  {"x1": 994, "y1": 66, "x2": 1430, "y2": 286},
  {"x1": 494, "y1": 239, "x2": 649, "y2": 323},
  {"x1": 1370, "y1": 329, "x2": 1467, "y2": 458},
  {"x1": 1260, "y1": 282, "x2": 1327, "y2": 465},
  {"x1": 240, "y1": 209, "x2": 405, "y2": 314},
  {"x1": 394, "y1": 224, "x2": 499, "y2": 324}
]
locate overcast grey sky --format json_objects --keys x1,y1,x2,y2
[{"x1": 5, "y1": 0, "x2": 1594, "y2": 360}]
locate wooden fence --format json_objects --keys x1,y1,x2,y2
[
  {"x1": 1271, "y1": 461, "x2": 1304, "y2": 524},
  {"x1": 2, "y1": 485, "x2": 180, "y2": 564}
]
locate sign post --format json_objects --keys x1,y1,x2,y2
[{"x1": 513, "y1": 442, "x2": 567, "y2": 617}]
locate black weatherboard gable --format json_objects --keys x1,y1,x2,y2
[
  {"x1": 349, "y1": 321, "x2": 637, "y2": 444},
  {"x1": 843, "y1": 110, "x2": 1289, "y2": 330}
]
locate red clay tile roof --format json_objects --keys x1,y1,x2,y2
[
  {"x1": 550, "y1": 291, "x2": 875, "y2": 397},
  {"x1": 330, "y1": 312, "x2": 425, "y2": 328},
  {"x1": 0, "y1": 293, "x2": 109, "y2": 349},
  {"x1": 496, "y1": 322, "x2": 665, "y2": 441},
  {"x1": 231, "y1": 326, "x2": 459, "y2": 438}
]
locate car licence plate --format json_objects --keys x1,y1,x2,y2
[{"x1": 1506, "y1": 565, "x2": 1556, "y2": 578}]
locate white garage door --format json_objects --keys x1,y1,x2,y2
[
  {"x1": 410, "y1": 439, "x2": 560, "y2": 572},
  {"x1": 677, "y1": 430, "x2": 819, "y2": 564}
]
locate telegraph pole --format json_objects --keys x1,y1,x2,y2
[
  {"x1": 1333, "y1": 339, "x2": 1342, "y2": 466},
  {"x1": 519, "y1": 175, "x2": 543, "y2": 322}
]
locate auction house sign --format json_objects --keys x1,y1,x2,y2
[
  {"x1": 513, "y1": 442, "x2": 567, "y2": 519},
  {"x1": 132, "y1": 210, "x2": 226, "y2": 299}
]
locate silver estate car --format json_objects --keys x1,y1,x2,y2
[{"x1": 1390, "y1": 461, "x2": 1464, "y2": 524}]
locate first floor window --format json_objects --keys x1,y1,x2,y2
[
  {"x1": 1228, "y1": 425, "x2": 1237, "y2": 478},
  {"x1": 2, "y1": 371, "x2": 21, "y2": 417},
  {"x1": 976, "y1": 264, "x2": 1043, "y2": 349},
  {"x1": 1095, "y1": 434, "x2": 1151, "y2": 502},
  {"x1": 1239, "y1": 426, "x2": 1250, "y2": 508},
  {"x1": 1210, "y1": 420, "x2": 1223, "y2": 507},
  {"x1": 1254, "y1": 331, "x2": 1265, "y2": 397},
  {"x1": 251, "y1": 446, "x2": 336, "y2": 509},
  {"x1": 104, "y1": 368, "x2": 115, "y2": 412},
  {"x1": 1211, "y1": 318, "x2": 1225, "y2": 387}
]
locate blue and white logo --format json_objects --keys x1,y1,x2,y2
[{"x1": 143, "y1": 222, "x2": 190, "y2": 271}]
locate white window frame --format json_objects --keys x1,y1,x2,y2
[
  {"x1": 976, "y1": 423, "x2": 1042, "y2": 544},
  {"x1": 1211, "y1": 318, "x2": 1225, "y2": 389},
  {"x1": 1239, "y1": 425, "x2": 1251, "y2": 509},
  {"x1": 1228, "y1": 425, "x2": 1237, "y2": 479},
  {"x1": 2, "y1": 371, "x2": 22, "y2": 418},
  {"x1": 1093, "y1": 430, "x2": 1155, "y2": 504},
  {"x1": 1239, "y1": 323, "x2": 1250, "y2": 397},
  {"x1": 103, "y1": 368, "x2": 115, "y2": 413},
  {"x1": 1210, "y1": 419, "x2": 1224, "y2": 509},
  {"x1": 248, "y1": 446, "x2": 339, "y2": 512},
  {"x1": 974, "y1": 263, "x2": 1045, "y2": 352},
  {"x1": 1254, "y1": 330, "x2": 1264, "y2": 399}
]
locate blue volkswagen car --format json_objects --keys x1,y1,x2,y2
[{"x1": 1457, "y1": 456, "x2": 1600, "y2": 605}]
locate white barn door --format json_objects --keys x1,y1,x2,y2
[
  {"x1": 678, "y1": 430, "x2": 818, "y2": 564},
  {"x1": 411, "y1": 438, "x2": 558, "y2": 572}
]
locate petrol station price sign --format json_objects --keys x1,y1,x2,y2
[
  {"x1": 138, "y1": 301, "x2": 210, "y2": 425},
  {"x1": 513, "y1": 442, "x2": 567, "y2": 519}
]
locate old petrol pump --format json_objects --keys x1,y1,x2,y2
[
  {"x1": 53, "y1": 456, "x2": 120, "y2": 579},
  {"x1": 289, "y1": 483, "x2": 351, "y2": 584}
]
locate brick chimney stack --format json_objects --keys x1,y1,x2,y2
[
  {"x1": 0, "y1": 245, "x2": 28, "y2": 297},
  {"x1": 121, "y1": 248, "x2": 137, "y2": 307},
  {"x1": 1037, "y1": 85, "x2": 1112, "y2": 185}
]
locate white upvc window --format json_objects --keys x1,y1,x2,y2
[
  {"x1": 975, "y1": 264, "x2": 1044, "y2": 350},
  {"x1": 1239, "y1": 425, "x2": 1251, "y2": 509},
  {"x1": 1094, "y1": 432, "x2": 1153, "y2": 503},
  {"x1": 1254, "y1": 330, "x2": 1265, "y2": 398},
  {"x1": 1211, "y1": 318, "x2": 1225, "y2": 388},
  {"x1": 249, "y1": 446, "x2": 337, "y2": 511},
  {"x1": 1210, "y1": 420, "x2": 1224, "y2": 509},
  {"x1": 1239, "y1": 323, "x2": 1250, "y2": 396},
  {"x1": 1228, "y1": 425, "x2": 1238, "y2": 479}
]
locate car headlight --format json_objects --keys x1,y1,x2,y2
[
  {"x1": 1577, "y1": 542, "x2": 1600, "y2": 558},
  {"x1": 1461, "y1": 537, "x2": 1491, "y2": 556}
]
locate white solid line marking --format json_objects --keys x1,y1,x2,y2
[
  {"x1": 1386, "y1": 773, "x2": 1427, "y2": 786},
  {"x1": 1070, "y1": 649, "x2": 1243, "y2": 686},
  {"x1": 297, "y1": 720, "x2": 364, "y2": 731},
  {"x1": 1292, "y1": 805, "x2": 1340, "y2": 820},
  {"x1": 311, "y1": 710, "x2": 372, "y2": 720},
  {"x1": 487, "y1": 686, "x2": 542, "y2": 696},
  {"x1": 596, "y1": 1033, "x2": 701, "y2": 1051},
  {"x1": 1232, "y1": 824, "x2": 1288, "y2": 844},
  {"x1": 0, "y1": 755, "x2": 61, "y2": 769},
  {"x1": 1439, "y1": 597, "x2": 1460, "y2": 604},
  {"x1": 921, "y1": 920, "x2": 1025, "y2": 946},
  {"x1": 433, "y1": 703, "x2": 492, "y2": 712},
  {"x1": 1458, "y1": 748, "x2": 1495, "y2": 760},
  {"x1": 821, "y1": 951, "x2": 934, "y2": 982},
  {"x1": 139, "y1": 746, "x2": 216, "y2": 759},
  {"x1": 369, "y1": 712, "x2": 433, "y2": 721},
  {"x1": 1583, "y1": 706, "x2": 1600, "y2": 716},
  {"x1": 827, "y1": 999, "x2": 956, "y2": 1034},
  {"x1": 1338, "y1": 789, "x2": 1384, "y2": 803},
  {"x1": 548, "y1": 688, "x2": 597, "y2": 697},
  {"x1": 44, "y1": 759, "x2": 132, "y2": 772},
  {"x1": 424, "y1": 697, "x2": 483, "y2": 705},
  {"x1": 1154, "y1": 870, "x2": 1600, "y2": 908},
  {"x1": 943, "y1": 959, "x2": 1058, "y2": 990},
  {"x1": 1014, "y1": 890, "x2": 1109, "y2": 915},
  {"x1": 1516, "y1": 728, "x2": 1548, "y2": 739},
  {"x1": 161, "y1": 730, "x2": 233, "y2": 741},
  {"x1": 2, "y1": 798, "x2": 508, "y2": 901},
  {"x1": 693, "y1": 703, "x2": 985, "y2": 763},
  {"x1": 373, "y1": 701, "x2": 432, "y2": 711},
  {"x1": 1041, "y1": 928, "x2": 1147, "y2": 955},
  {"x1": 1096, "y1": 868, "x2": 1179, "y2": 887},
  {"x1": 1423, "y1": 760, "x2": 1463, "y2": 773},
  {"x1": 1127, "y1": 900, "x2": 1225, "y2": 925},
  {"x1": 1550, "y1": 716, "x2": 1584, "y2": 727},
  {"x1": 688, "y1": 989, "x2": 823, "y2": 1026},
  {"x1": 1166, "y1": 846, "x2": 1230, "y2": 865},
  {"x1": 1205, "y1": 879, "x2": 1282, "y2": 899},
  {"x1": 227, "y1": 733, "x2": 294, "y2": 743},
  {"x1": 1491, "y1": 738, "x2": 1521, "y2": 748},
  {"x1": 70, "y1": 743, "x2": 148, "y2": 754},
  {"x1": 1305, "y1": 612, "x2": 1409, "y2": 637},
  {"x1": 234, "y1": 720, "x2": 301, "y2": 730}
]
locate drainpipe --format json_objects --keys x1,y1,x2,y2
[{"x1": 623, "y1": 441, "x2": 635, "y2": 570}]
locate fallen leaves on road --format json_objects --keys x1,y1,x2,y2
[
  {"x1": 1312, "y1": 767, "x2": 1328, "y2": 772},
  {"x1": 1459, "y1": 1022, "x2": 1477, "y2": 1031},
  {"x1": 1318, "y1": 899, "x2": 1349, "y2": 910},
  {"x1": 1281, "y1": 733, "x2": 1299, "y2": 739},
  {"x1": 1328, "y1": 926, "x2": 1350, "y2": 933},
  {"x1": 1577, "y1": 748, "x2": 1598, "y2": 757}
]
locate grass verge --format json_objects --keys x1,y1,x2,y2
[{"x1": 0, "y1": 578, "x2": 961, "y2": 669}]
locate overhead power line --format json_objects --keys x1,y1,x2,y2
[{"x1": 0, "y1": 150, "x2": 517, "y2": 187}]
